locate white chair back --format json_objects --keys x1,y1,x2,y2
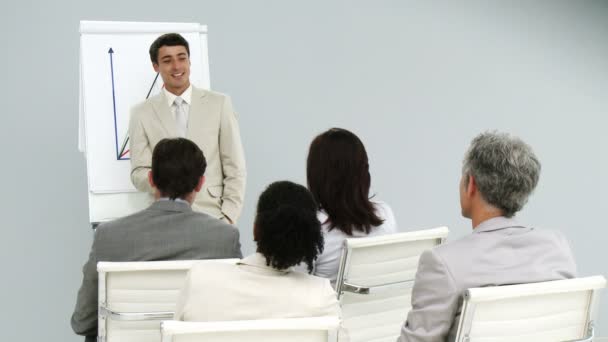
[
  {"x1": 160, "y1": 316, "x2": 340, "y2": 342},
  {"x1": 454, "y1": 275, "x2": 607, "y2": 342},
  {"x1": 335, "y1": 226, "x2": 449, "y2": 342},
  {"x1": 97, "y1": 259, "x2": 239, "y2": 342}
]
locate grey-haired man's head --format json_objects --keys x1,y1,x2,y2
[{"x1": 461, "y1": 131, "x2": 541, "y2": 218}]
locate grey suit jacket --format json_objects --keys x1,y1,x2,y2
[
  {"x1": 129, "y1": 87, "x2": 246, "y2": 222},
  {"x1": 398, "y1": 216, "x2": 577, "y2": 342},
  {"x1": 71, "y1": 200, "x2": 242, "y2": 340}
]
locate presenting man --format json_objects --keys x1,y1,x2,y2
[
  {"x1": 398, "y1": 131, "x2": 577, "y2": 342},
  {"x1": 71, "y1": 138, "x2": 242, "y2": 342},
  {"x1": 129, "y1": 33, "x2": 246, "y2": 223}
]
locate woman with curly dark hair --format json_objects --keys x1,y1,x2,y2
[
  {"x1": 174, "y1": 180, "x2": 340, "y2": 322},
  {"x1": 307, "y1": 128, "x2": 398, "y2": 284}
]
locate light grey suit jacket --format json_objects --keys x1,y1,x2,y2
[
  {"x1": 129, "y1": 87, "x2": 246, "y2": 222},
  {"x1": 398, "y1": 216, "x2": 577, "y2": 342},
  {"x1": 71, "y1": 200, "x2": 242, "y2": 340}
]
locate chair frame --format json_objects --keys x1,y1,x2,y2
[
  {"x1": 160, "y1": 316, "x2": 340, "y2": 342},
  {"x1": 97, "y1": 259, "x2": 238, "y2": 342},
  {"x1": 454, "y1": 276, "x2": 606, "y2": 342},
  {"x1": 335, "y1": 226, "x2": 449, "y2": 298}
]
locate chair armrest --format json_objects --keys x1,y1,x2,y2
[
  {"x1": 99, "y1": 306, "x2": 174, "y2": 321},
  {"x1": 342, "y1": 280, "x2": 414, "y2": 295}
]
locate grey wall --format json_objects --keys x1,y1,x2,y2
[{"x1": 1, "y1": 1, "x2": 606, "y2": 340}]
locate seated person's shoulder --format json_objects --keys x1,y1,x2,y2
[
  {"x1": 94, "y1": 209, "x2": 148, "y2": 235},
  {"x1": 419, "y1": 236, "x2": 473, "y2": 274},
  {"x1": 185, "y1": 260, "x2": 240, "y2": 288},
  {"x1": 290, "y1": 269, "x2": 334, "y2": 290},
  {"x1": 190, "y1": 259, "x2": 236, "y2": 273},
  {"x1": 531, "y1": 227, "x2": 576, "y2": 257},
  {"x1": 187, "y1": 212, "x2": 238, "y2": 232}
]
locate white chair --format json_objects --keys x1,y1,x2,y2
[
  {"x1": 97, "y1": 259, "x2": 239, "y2": 342},
  {"x1": 160, "y1": 316, "x2": 340, "y2": 342},
  {"x1": 454, "y1": 275, "x2": 607, "y2": 342},
  {"x1": 335, "y1": 226, "x2": 449, "y2": 342}
]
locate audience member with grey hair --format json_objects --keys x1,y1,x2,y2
[
  {"x1": 462, "y1": 132, "x2": 541, "y2": 218},
  {"x1": 398, "y1": 131, "x2": 577, "y2": 342}
]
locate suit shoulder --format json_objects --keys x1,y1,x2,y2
[
  {"x1": 130, "y1": 95, "x2": 159, "y2": 118},
  {"x1": 95, "y1": 207, "x2": 152, "y2": 233},
  {"x1": 185, "y1": 210, "x2": 224, "y2": 224},
  {"x1": 195, "y1": 88, "x2": 232, "y2": 106},
  {"x1": 424, "y1": 236, "x2": 473, "y2": 277},
  {"x1": 432, "y1": 234, "x2": 472, "y2": 258},
  {"x1": 186, "y1": 212, "x2": 239, "y2": 234},
  {"x1": 198, "y1": 88, "x2": 229, "y2": 99},
  {"x1": 532, "y1": 227, "x2": 573, "y2": 248}
]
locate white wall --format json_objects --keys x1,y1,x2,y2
[{"x1": 1, "y1": 1, "x2": 606, "y2": 340}]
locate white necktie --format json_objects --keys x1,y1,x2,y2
[{"x1": 174, "y1": 97, "x2": 188, "y2": 137}]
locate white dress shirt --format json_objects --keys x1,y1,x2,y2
[{"x1": 163, "y1": 85, "x2": 192, "y2": 135}]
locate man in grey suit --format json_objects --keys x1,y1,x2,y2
[
  {"x1": 71, "y1": 138, "x2": 242, "y2": 342},
  {"x1": 398, "y1": 132, "x2": 577, "y2": 342}
]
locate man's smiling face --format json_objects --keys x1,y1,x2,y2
[{"x1": 153, "y1": 45, "x2": 191, "y2": 95}]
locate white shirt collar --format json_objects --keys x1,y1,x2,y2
[
  {"x1": 473, "y1": 216, "x2": 526, "y2": 233},
  {"x1": 158, "y1": 197, "x2": 190, "y2": 205},
  {"x1": 163, "y1": 84, "x2": 193, "y2": 107}
]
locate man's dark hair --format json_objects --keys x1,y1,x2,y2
[
  {"x1": 307, "y1": 128, "x2": 383, "y2": 236},
  {"x1": 151, "y1": 138, "x2": 206, "y2": 200},
  {"x1": 255, "y1": 181, "x2": 324, "y2": 273},
  {"x1": 149, "y1": 33, "x2": 190, "y2": 64}
]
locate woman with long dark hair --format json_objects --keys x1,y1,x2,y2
[{"x1": 307, "y1": 128, "x2": 397, "y2": 283}]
